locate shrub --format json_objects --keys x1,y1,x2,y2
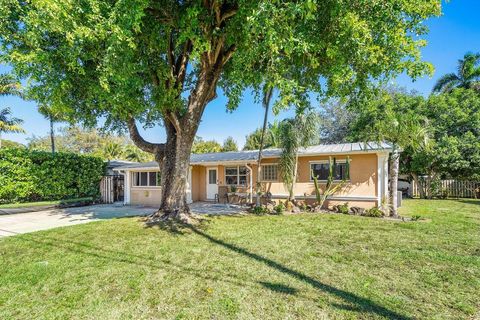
[
  {"x1": 252, "y1": 205, "x2": 269, "y2": 215},
  {"x1": 365, "y1": 206, "x2": 385, "y2": 217},
  {"x1": 338, "y1": 202, "x2": 349, "y2": 214},
  {"x1": 0, "y1": 148, "x2": 105, "y2": 204},
  {"x1": 273, "y1": 203, "x2": 285, "y2": 215}
]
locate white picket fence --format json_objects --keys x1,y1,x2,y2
[{"x1": 412, "y1": 179, "x2": 479, "y2": 199}]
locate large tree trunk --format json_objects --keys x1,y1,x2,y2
[
  {"x1": 389, "y1": 148, "x2": 400, "y2": 217},
  {"x1": 128, "y1": 57, "x2": 227, "y2": 222}
]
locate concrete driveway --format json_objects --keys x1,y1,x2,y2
[
  {"x1": 0, "y1": 204, "x2": 157, "y2": 238},
  {"x1": 0, "y1": 202, "x2": 248, "y2": 238}
]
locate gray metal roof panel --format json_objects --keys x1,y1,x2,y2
[{"x1": 113, "y1": 142, "x2": 392, "y2": 170}]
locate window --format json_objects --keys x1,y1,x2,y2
[
  {"x1": 208, "y1": 169, "x2": 217, "y2": 184},
  {"x1": 225, "y1": 166, "x2": 248, "y2": 186},
  {"x1": 261, "y1": 165, "x2": 278, "y2": 181},
  {"x1": 310, "y1": 161, "x2": 349, "y2": 181},
  {"x1": 132, "y1": 171, "x2": 160, "y2": 187}
]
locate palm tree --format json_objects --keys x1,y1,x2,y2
[
  {"x1": 101, "y1": 142, "x2": 125, "y2": 161},
  {"x1": 0, "y1": 74, "x2": 21, "y2": 97},
  {"x1": 433, "y1": 52, "x2": 480, "y2": 93},
  {"x1": 38, "y1": 105, "x2": 63, "y2": 154},
  {"x1": 278, "y1": 111, "x2": 318, "y2": 202},
  {"x1": 352, "y1": 91, "x2": 430, "y2": 217},
  {"x1": 0, "y1": 74, "x2": 23, "y2": 148},
  {"x1": 0, "y1": 107, "x2": 24, "y2": 148}
]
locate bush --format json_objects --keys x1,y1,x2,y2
[
  {"x1": 338, "y1": 202, "x2": 349, "y2": 214},
  {"x1": 252, "y1": 205, "x2": 269, "y2": 215},
  {"x1": 273, "y1": 203, "x2": 285, "y2": 215},
  {"x1": 0, "y1": 148, "x2": 105, "y2": 204},
  {"x1": 365, "y1": 206, "x2": 385, "y2": 217}
]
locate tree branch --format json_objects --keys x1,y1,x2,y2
[
  {"x1": 174, "y1": 40, "x2": 192, "y2": 91},
  {"x1": 126, "y1": 117, "x2": 165, "y2": 156}
]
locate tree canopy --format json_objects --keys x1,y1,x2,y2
[
  {"x1": 28, "y1": 126, "x2": 153, "y2": 162},
  {"x1": 1, "y1": 0, "x2": 440, "y2": 126},
  {"x1": 221, "y1": 136, "x2": 238, "y2": 152}
]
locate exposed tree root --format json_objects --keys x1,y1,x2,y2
[{"x1": 145, "y1": 208, "x2": 202, "y2": 227}]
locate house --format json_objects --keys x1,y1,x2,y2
[{"x1": 114, "y1": 142, "x2": 391, "y2": 209}]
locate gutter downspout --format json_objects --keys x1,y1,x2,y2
[{"x1": 245, "y1": 164, "x2": 253, "y2": 203}]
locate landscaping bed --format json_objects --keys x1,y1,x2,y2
[{"x1": 0, "y1": 199, "x2": 479, "y2": 319}]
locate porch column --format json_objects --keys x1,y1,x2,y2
[{"x1": 124, "y1": 170, "x2": 131, "y2": 205}]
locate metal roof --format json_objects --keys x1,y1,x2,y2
[{"x1": 113, "y1": 142, "x2": 392, "y2": 170}]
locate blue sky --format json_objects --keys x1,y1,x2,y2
[{"x1": 2, "y1": 0, "x2": 480, "y2": 148}]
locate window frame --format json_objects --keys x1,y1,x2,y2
[
  {"x1": 224, "y1": 165, "x2": 248, "y2": 186},
  {"x1": 309, "y1": 160, "x2": 350, "y2": 182},
  {"x1": 261, "y1": 164, "x2": 278, "y2": 182},
  {"x1": 132, "y1": 171, "x2": 161, "y2": 187}
]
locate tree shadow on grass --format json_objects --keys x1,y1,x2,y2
[
  {"x1": 4, "y1": 220, "x2": 411, "y2": 319},
  {"x1": 259, "y1": 281, "x2": 298, "y2": 295},
  {"x1": 455, "y1": 199, "x2": 480, "y2": 206},
  {"x1": 182, "y1": 224, "x2": 411, "y2": 320}
]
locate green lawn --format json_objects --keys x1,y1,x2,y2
[
  {"x1": 0, "y1": 197, "x2": 93, "y2": 209},
  {"x1": 0, "y1": 199, "x2": 479, "y2": 319}
]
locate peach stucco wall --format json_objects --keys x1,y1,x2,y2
[
  {"x1": 128, "y1": 169, "x2": 162, "y2": 207},
  {"x1": 126, "y1": 153, "x2": 381, "y2": 208}
]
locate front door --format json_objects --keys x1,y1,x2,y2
[{"x1": 206, "y1": 167, "x2": 218, "y2": 200}]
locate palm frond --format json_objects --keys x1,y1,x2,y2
[
  {"x1": 0, "y1": 74, "x2": 21, "y2": 97},
  {"x1": 432, "y1": 73, "x2": 460, "y2": 93},
  {"x1": 457, "y1": 52, "x2": 480, "y2": 82},
  {"x1": 0, "y1": 107, "x2": 25, "y2": 134}
]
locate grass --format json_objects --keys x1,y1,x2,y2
[
  {"x1": 0, "y1": 197, "x2": 93, "y2": 209},
  {"x1": 0, "y1": 199, "x2": 479, "y2": 319}
]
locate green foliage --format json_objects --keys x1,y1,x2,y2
[
  {"x1": 221, "y1": 137, "x2": 238, "y2": 152},
  {"x1": 432, "y1": 52, "x2": 480, "y2": 93},
  {"x1": 338, "y1": 202, "x2": 349, "y2": 215},
  {"x1": 191, "y1": 137, "x2": 222, "y2": 154},
  {"x1": 279, "y1": 111, "x2": 319, "y2": 200},
  {"x1": 365, "y1": 207, "x2": 385, "y2": 217},
  {"x1": 0, "y1": 148, "x2": 105, "y2": 204},
  {"x1": 1, "y1": 139, "x2": 24, "y2": 149},
  {"x1": 28, "y1": 126, "x2": 153, "y2": 162},
  {"x1": 313, "y1": 156, "x2": 350, "y2": 209},
  {"x1": 349, "y1": 89, "x2": 430, "y2": 152},
  {"x1": 401, "y1": 88, "x2": 480, "y2": 183},
  {"x1": 0, "y1": 73, "x2": 21, "y2": 97},
  {"x1": 0, "y1": 107, "x2": 24, "y2": 136},
  {"x1": 0, "y1": 0, "x2": 441, "y2": 130},
  {"x1": 411, "y1": 214, "x2": 422, "y2": 221},
  {"x1": 243, "y1": 121, "x2": 282, "y2": 151},
  {"x1": 252, "y1": 205, "x2": 269, "y2": 215},
  {"x1": 273, "y1": 203, "x2": 285, "y2": 215}
]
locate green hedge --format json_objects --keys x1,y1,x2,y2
[{"x1": 0, "y1": 148, "x2": 106, "y2": 204}]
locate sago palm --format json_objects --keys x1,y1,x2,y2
[{"x1": 433, "y1": 52, "x2": 480, "y2": 93}]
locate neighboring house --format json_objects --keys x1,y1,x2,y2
[{"x1": 114, "y1": 142, "x2": 391, "y2": 209}]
